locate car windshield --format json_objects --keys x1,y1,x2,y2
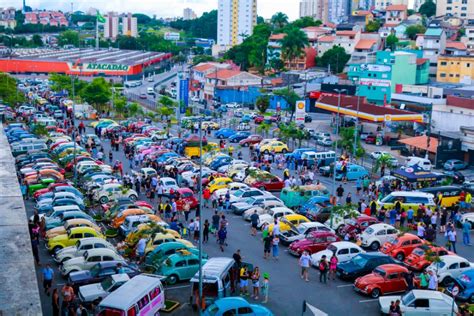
[
  {"x1": 387, "y1": 237, "x2": 398, "y2": 245},
  {"x1": 412, "y1": 248, "x2": 425, "y2": 256},
  {"x1": 233, "y1": 189, "x2": 245, "y2": 197},
  {"x1": 346, "y1": 219, "x2": 357, "y2": 226},
  {"x1": 90, "y1": 264, "x2": 100, "y2": 275},
  {"x1": 245, "y1": 197, "x2": 256, "y2": 205},
  {"x1": 206, "y1": 304, "x2": 219, "y2": 316},
  {"x1": 430, "y1": 261, "x2": 446, "y2": 269},
  {"x1": 101, "y1": 277, "x2": 113, "y2": 290},
  {"x1": 352, "y1": 255, "x2": 368, "y2": 267},
  {"x1": 364, "y1": 227, "x2": 374, "y2": 235},
  {"x1": 401, "y1": 292, "x2": 415, "y2": 306},
  {"x1": 373, "y1": 268, "x2": 386, "y2": 277},
  {"x1": 327, "y1": 244, "x2": 337, "y2": 253}
]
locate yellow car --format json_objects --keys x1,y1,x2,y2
[
  {"x1": 145, "y1": 233, "x2": 194, "y2": 255},
  {"x1": 201, "y1": 121, "x2": 220, "y2": 130},
  {"x1": 45, "y1": 219, "x2": 101, "y2": 240},
  {"x1": 268, "y1": 214, "x2": 310, "y2": 233},
  {"x1": 89, "y1": 119, "x2": 116, "y2": 128},
  {"x1": 208, "y1": 177, "x2": 233, "y2": 193},
  {"x1": 47, "y1": 227, "x2": 105, "y2": 253},
  {"x1": 260, "y1": 141, "x2": 289, "y2": 154},
  {"x1": 125, "y1": 224, "x2": 181, "y2": 246}
]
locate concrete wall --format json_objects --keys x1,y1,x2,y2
[{"x1": 0, "y1": 123, "x2": 42, "y2": 315}]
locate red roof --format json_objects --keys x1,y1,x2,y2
[
  {"x1": 318, "y1": 35, "x2": 335, "y2": 42},
  {"x1": 205, "y1": 69, "x2": 241, "y2": 80},
  {"x1": 399, "y1": 136, "x2": 438, "y2": 153},
  {"x1": 446, "y1": 41, "x2": 467, "y2": 50},
  {"x1": 447, "y1": 95, "x2": 474, "y2": 110},
  {"x1": 193, "y1": 63, "x2": 215, "y2": 72},
  {"x1": 336, "y1": 31, "x2": 357, "y2": 36},
  {"x1": 354, "y1": 10, "x2": 372, "y2": 16},
  {"x1": 269, "y1": 33, "x2": 285, "y2": 40},
  {"x1": 355, "y1": 39, "x2": 377, "y2": 50},
  {"x1": 386, "y1": 4, "x2": 407, "y2": 10},
  {"x1": 416, "y1": 58, "x2": 428, "y2": 65}
]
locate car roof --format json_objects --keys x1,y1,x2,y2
[
  {"x1": 440, "y1": 255, "x2": 468, "y2": 263},
  {"x1": 332, "y1": 241, "x2": 360, "y2": 248},
  {"x1": 388, "y1": 191, "x2": 434, "y2": 197},
  {"x1": 70, "y1": 226, "x2": 97, "y2": 233},
  {"x1": 367, "y1": 223, "x2": 396, "y2": 230},
  {"x1": 377, "y1": 264, "x2": 408, "y2": 273},
  {"x1": 394, "y1": 233, "x2": 418, "y2": 240},
  {"x1": 411, "y1": 289, "x2": 448, "y2": 300},
  {"x1": 84, "y1": 248, "x2": 116, "y2": 255},
  {"x1": 214, "y1": 297, "x2": 250, "y2": 309},
  {"x1": 360, "y1": 252, "x2": 390, "y2": 258}
]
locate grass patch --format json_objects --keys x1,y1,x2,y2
[{"x1": 161, "y1": 300, "x2": 180, "y2": 313}]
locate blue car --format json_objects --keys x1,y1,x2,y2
[
  {"x1": 241, "y1": 114, "x2": 252, "y2": 123},
  {"x1": 156, "y1": 152, "x2": 179, "y2": 164},
  {"x1": 204, "y1": 297, "x2": 273, "y2": 316},
  {"x1": 449, "y1": 269, "x2": 474, "y2": 302},
  {"x1": 209, "y1": 156, "x2": 233, "y2": 170},
  {"x1": 215, "y1": 128, "x2": 236, "y2": 139},
  {"x1": 335, "y1": 163, "x2": 369, "y2": 181},
  {"x1": 228, "y1": 131, "x2": 251, "y2": 143},
  {"x1": 285, "y1": 148, "x2": 314, "y2": 161}
]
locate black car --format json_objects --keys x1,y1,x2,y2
[
  {"x1": 68, "y1": 261, "x2": 140, "y2": 290},
  {"x1": 442, "y1": 171, "x2": 465, "y2": 184},
  {"x1": 228, "y1": 131, "x2": 251, "y2": 143},
  {"x1": 304, "y1": 114, "x2": 312, "y2": 123},
  {"x1": 336, "y1": 253, "x2": 401, "y2": 281}
]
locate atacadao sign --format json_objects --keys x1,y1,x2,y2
[{"x1": 69, "y1": 62, "x2": 130, "y2": 72}]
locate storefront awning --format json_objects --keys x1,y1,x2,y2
[
  {"x1": 399, "y1": 136, "x2": 438, "y2": 153},
  {"x1": 391, "y1": 167, "x2": 442, "y2": 183}
]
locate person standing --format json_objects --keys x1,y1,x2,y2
[
  {"x1": 263, "y1": 233, "x2": 272, "y2": 260},
  {"x1": 42, "y1": 264, "x2": 54, "y2": 296},
  {"x1": 419, "y1": 271, "x2": 429, "y2": 289},
  {"x1": 299, "y1": 251, "x2": 311, "y2": 282},
  {"x1": 272, "y1": 235, "x2": 280, "y2": 260},
  {"x1": 318, "y1": 255, "x2": 329, "y2": 284},
  {"x1": 336, "y1": 185, "x2": 344, "y2": 202},
  {"x1": 251, "y1": 267, "x2": 261, "y2": 299},
  {"x1": 52, "y1": 288, "x2": 60, "y2": 316},
  {"x1": 463, "y1": 220, "x2": 472, "y2": 246},
  {"x1": 446, "y1": 225, "x2": 457, "y2": 253},
  {"x1": 404, "y1": 270, "x2": 415, "y2": 291},
  {"x1": 31, "y1": 235, "x2": 40, "y2": 265},
  {"x1": 218, "y1": 227, "x2": 227, "y2": 252},
  {"x1": 203, "y1": 219, "x2": 210, "y2": 243},
  {"x1": 428, "y1": 271, "x2": 438, "y2": 291},
  {"x1": 239, "y1": 266, "x2": 249, "y2": 296},
  {"x1": 212, "y1": 211, "x2": 220, "y2": 235},
  {"x1": 135, "y1": 237, "x2": 147, "y2": 263},
  {"x1": 61, "y1": 283, "x2": 75, "y2": 314},
  {"x1": 250, "y1": 210, "x2": 259, "y2": 236},
  {"x1": 329, "y1": 254, "x2": 338, "y2": 281}
]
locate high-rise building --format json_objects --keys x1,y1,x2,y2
[
  {"x1": 104, "y1": 12, "x2": 119, "y2": 39},
  {"x1": 299, "y1": 0, "x2": 328, "y2": 24},
  {"x1": 327, "y1": 0, "x2": 350, "y2": 23},
  {"x1": 122, "y1": 13, "x2": 137, "y2": 37},
  {"x1": 436, "y1": 0, "x2": 474, "y2": 18},
  {"x1": 183, "y1": 8, "x2": 197, "y2": 20},
  {"x1": 217, "y1": 0, "x2": 257, "y2": 47}
]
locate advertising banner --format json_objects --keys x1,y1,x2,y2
[
  {"x1": 179, "y1": 78, "x2": 189, "y2": 114},
  {"x1": 295, "y1": 100, "x2": 306, "y2": 123}
]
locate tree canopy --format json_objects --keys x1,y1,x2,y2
[
  {"x1": 133, "y1": 13, "x2": 152, "y2": 24},
  {"x1": 385, "y1": 34, "x2": 399, "y2": 50},
  {"x1": 270, "y1": 12, "x2": 289, "y2": 30},
  {"x1": 79, "y1": 78, "x2": 112, "y2": 108},
  {"x1": 280, "y1": 27, "x2": 309, "y2": 63},
  {"x1": 405, "y1": 24, "x2": 426, "y2": 40},
  {"x1": 273, "y1": 88, "x2": 299, "y2": 118},
  {"x1": 170, "y1": 10, "x2": 217, "y2": 40},
  {"x1": 315, "y1": 46, "x2": 350, "y2": 74},
  {"x1": 291, "y1": 16, "x2": 322, "y2": 28},
  {"x1": 366, "y1": 20, "x2": 381, "y2": 32},
  {"x1": 0, "y1": 73, "x2": 25, "y2": 106},
  {"x1": 419, "y1": 0, "x2": 436, "y2": 17},
  {"x1": 58, "y1": 30, "x2": 80, "y2": 47}
]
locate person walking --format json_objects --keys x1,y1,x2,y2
[
  {"x1": 239, "y1": 266, "x2": 249, "y2": 296},
  {"x1": 272, "y1": 235, "x2": 280, "y2": 260},
  {"x1": 404, "y1": 270, "x2": 415, "y2": 291},
  {"x1": 61, "y1": 283, "x2": 75, "y2": 315},
  {"x1": 446, "y1": 225, "x2": 457, "y2": 253},
  {"x1": 31, "y1": 235, "x2": 40, "y2": 265},
  {"x1": 42, "y1": 264, "x2": 54, "y2": 296},
  {"x1": 212, "y1": 211, "x2": 220, "y2": 235},
  {"x1": 329, "y1": 254, "x2": 338, "y2": 281},
  {"x1": 299, "y1": 251, "x2": 311, "y2": 282},
  {"x1": 261, "y1": 273, "x2": 269, "y2": 303},
  {"x1": 463, "y1": 220, "x2": 472, "y2": 246},
  {"x1": 218, "y1": 227, "x2": 227, "y2": 252},
  {"x1": 419, "y1": 271, "x2": 429, "y2": 289},
  {"x1": 203, "y1": 219, "x2": 209, "y2": 243},
  {"x1": 251, "y1": 267, "x2": 261, "y2": 299},
  {"x1": 250, "y1": 210, "x2": 259, "y2": 236},
  {"x1": 318, "y1": 255, "x2": 329, "y2": 284},
  {"x1": 52, "y1": 288, "x2": 60, "y2": 316},
  {"x1": 263, "y1": 232, "x2": 272, "y2": 259}
]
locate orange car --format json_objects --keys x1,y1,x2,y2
[
  {"x1": 404, "y1": 244, "x2": 454, "y2": 271},
  {"x1": 111, "y1": 208, "x2": 147, "y2": 228},
  {"x1": 25, "y1": 169, "x2": 64, "y2": 182},
  {"x1": 380, "y1": 233, "x2": 425, "y2": 261}
]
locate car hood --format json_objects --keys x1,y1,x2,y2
[
  {"x1": 289, "y1": 239, "x2": 312, "y2": 249},
  {"x1": 62, "y1": 256, "x2": 85, "y2": 267},
  {"x1": 79, "y1": 283, "x2": 106, "y2": 301},
  {"x1": 56, "y1": 246, "x2": 77, "y2": 256},
  {"x1": 338, "y1": 261, "x2": 362, "y2": 273},
  {"x1": 69, "y1": 270, "x2": 92, "y2": 283},
  {"x1": 46, "y1": 226, "x2": 66, "y2": 237},
  {"x1": 232, "y1": 202, "x2": 251, "y2": 209},
  {"x1": 311, "y1": 250, "x2": 333, "y2": 264},
  {"x1": 356, "y1": 273, "x2": 384, "y2": 286},
  {"x1": 49, "y1": 233, "x2": 69, "y2": 244}
]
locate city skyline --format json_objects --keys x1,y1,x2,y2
[{"x1": 2, "y1": 0, "x2": 299, "y2": 20}]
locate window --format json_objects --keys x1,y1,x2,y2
[
  {"x1": 350, "y1": 248, "x2": 360, "y2": 254},
  {"x1": 413, "y1": 299, "x2": 429, "y2": 308},
  {"x1": 137, "y1": 294, "x2": 150, "y2": 310},
  {"x1": 71, "y1": 233, "x2": 82, "y2": 239},
  {"x1": 84, "y1": 233, "x2": 95, "y2": 237},
  {"x1": 387, "y1": 229, "x2": 398, "y2": 235},
  {"x1": 376, "y1": 230, "x2": 386, "y2": 236},
  {"x1": 149, "y1": 286, "x2": 161, "y2": 300},
  {"x1": 223, "y1": 310, "x2": 237, "y2": 316},
  {"x1": 82, "y1": 244, "x2": 94, "y2": 250},
  {"x1": 103, "y1": 256, "x2": 114, "y2": 261},
  {"x1": 440, "y1": 73, "x2": 446, "y2": 77},
  {"x1": 88, "y1": 256, "x2": 102, "y2": 262},
  {"x1": 440, "y1": 62, "x2": 447, "y2": 66},
  {"x1": 412, "y1": 239, "x2": 421, "y2": 245},
  {"x1": 460, "y1": 261, "x2": 470, "y2": 268},
  {"x1": 188, "y1": 259, "x2": 199, "y2": 265},
  {"x1": 338, "y1": 248, "x2": 349, "y2": 255},
  {"x1": 401, "y1": 241, "x2": 410, "y2": 246},
  {"x1": 94, "y1": 243, "x2": 106, "y2": 249},
  {"x1": 387, "y1": 273, "x2": 399, "y2": 280},
  {"x1": 449, "y1": 263, "x2": 459, "y2": 269},
  {"x1": 175, "y1": 260, "x2": 187, "y2": 267}
]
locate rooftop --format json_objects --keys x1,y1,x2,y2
[
  {"x1": 193, "y1": 63, "x2": 215, "y2": 72},
  {"x1": 446, "y1": 41, "x2": 467, "y2": 50},
  {"x1": 205, "y1": 69, "x2": 242, "y2": 80},
  {"x1": 269, "y1": 33, "x2": 285, "y2": 40},
  {"x1": 386, "y1": 4, "x2": 408, "y2": 10},
  {"x1": 336, "y1": 31, "x2": 357, "y2": 37},
  {"x1": 318, "y1": 35, "x2": 335, "y2": 42},
  {"x1": 424, "y1": 28, "x2": 443, "y2": 37},
  {"x1": 355, "y1": 39, "x2": 377, "y2": 50},
  {"x1": 416, "y1": 58, "x2": 429, "y2": 65}
]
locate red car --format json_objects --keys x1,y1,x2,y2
[
  {"x1": 248, "y1": 176, "x2": 284, "y2": 191},
  {"x1": 175, "y1": 188, "x2": 198, "y2": 211},
  {"x1": 239, "y1": 135, "x2": 263, "y2": 147},
  {"x1": 33, "y1": 182, "x2": 71, "y2": 199},
  {"x1": 288, "y1": 231, "x2": 340, "y2": 256},
  {"x1": 380, "y1": 233, "x2": 425, "y2": 261},
  {"x1": 404, "y1": 245, "x2": 454, "y2": 271},
  {"x1": 365, "y1": 134, "x2": 376, "y2": 144},
  {"x1": 354, "y1": 264, "x2": 419, "y2": 298},
  {"x1": 340, "y1": 215, "x2": 378, "y2": 238},
  {"x1": 254, "y1": 116, "x2": 264, "y2": 124},
  {"x1": 65, "y1": 156, "x2": 102, "y2": 172}
]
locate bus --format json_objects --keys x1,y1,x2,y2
[
  {"x1": 97, "y1": 274, "x2": 164, "y2": 316},
  {"x1": 420, "y1": 186, "x2": 464, "y2": 208}
]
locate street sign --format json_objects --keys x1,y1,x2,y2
[
  {"x1": 451, "y1": 285, "x2": 459, "y2": 297},
  {"x1": 295, "y1": 100, "x2": 305, "y2": 123}
]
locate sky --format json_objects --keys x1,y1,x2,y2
[{"x1": 5, "y1": 0, "x2": 299, "y2": 20}]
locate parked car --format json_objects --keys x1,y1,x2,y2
[
  {"x1": 354, "y1": 264, "x2": 417, "y2": 298},
  {"x1": 215, "y1": 128, "x2": 236, "y2": 139},
  {"x1": 93, "y1": 183, "x2": 138, "y2": 204},
  {"x1": 404, "y1": 245, "x2": 454, "y2": 271},
  {"x1": 336, "y1": 252, "x2": 401, "y2": 281},
  {"x1": 60, "y1": 248, "x2": 125, "y2": 276},
  {"x1": 380, "y1": 233, "x2": 425, "y2": 261},
  {"x1": 288, "y1": 231, "x2": 340, "y2": 256},
  {"x1": 310, "y1": 241, "x2": 365, "y2": 266},
  {"x1": 239, "y1": 135, "x2": 263, "y2": 147},
  {"x1": 54, "y1": 238, "x2": 115, "y2": 263},
  {"x1": 444, "y1": 159, "x2": 468, "y2": 171},
  {"x1": 339, "y1": 215, "x2": 378, "y2": 239},
  {"x1": 46, "y1": 218, "x2": 100, "y2": 239},
  {"x1": 426, "y1": 255, "x2": 474, "y2": 286},
  {"x1": 447, "y1": 269, "x2": 474, "y2": 302},
  {"x1": 154, "y1": 251, "x2": 207, "y2": 284},
  {"x1": 379, "y1": 290, "x2": 457, "y2": 315},
  {"x1": 48, "y1": 227, "x2": 105, "y2": 253},
  {"x1": 78, "y1": 274, "x2": 130, "y2": 305},
  {"x1": 228, "y1": 131, "x2": 251, "y2": 143},
  {"x1": 279, "y1": 222, "x2": 334, "y2": 245},
  {"x1": 359, "y1": 223, "x2": 399, "y2": 251},
  {"x1": 204, "y1": 297, "x2": 273, "y2": 316}
]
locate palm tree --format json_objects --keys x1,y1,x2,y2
[
  {"x1": 280, "y1": 27, "x2": 309, "y2": 70},
  {"x1": 256, "y1": 122, "x2": 271, "y2": 138},
  {"x1": 373, "y1": 154, "x2": 395, "y2": 176},
  {"x1": 270, "y1": 12, "x2": 288, "y2": 30}
]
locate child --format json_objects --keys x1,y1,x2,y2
[{"x1": 261, "y1": 273, "x2": 269, "y2": 303}]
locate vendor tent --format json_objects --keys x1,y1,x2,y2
[{"x1": 391, "y1": 165, "x2": 442, "y2": 183}]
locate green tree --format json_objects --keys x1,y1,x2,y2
[
  {"x1": 58, "y1": 30, "x2": 80, "y2": 47},
  {"x1": 273, "y1": 88, "x2": 299, "y2": 119},
  {"x1": 0, "y1": 72, "x2": 25, "y2": 106},
  {"x1": 170, "y1": 10, "x2": 217, "y2": 40},
  {"x1": 49, "y1": 74, "x2": 87, "y2": 97},
  {"x1": 338, "y1": 127, "x2": 366, "y2": 158},
  {"x1": 133, "y1": 13, "x2": 152, "y2": 24},
  {"x1": 280, "y1": 27, "x2": 309, "y2": 67},
  {"x1": 80, "y1": 77, "x2": 111, "y2": 109},
  {"x1": 193, "y1": 55, "x2": 214, "y2": 65},
  {"x1": 385, "y1": 34, "x2": 399, "y2": 50},
  {"x1": 159, "y1": 95, "x2": 176, "y2": 107},
  {"x1": 116, "y1": 35, "x2": 142, "y2": 50},
  {"x1": 255, "y1": 95, "x2": 270, "y2": 114},
  {"x1": 372, "y1": 154, "x2": 395, "y2": 175},
  {"x1": 270, "y1": 12, "x2": 289, "y2": 30},
  {"x1": 315, "y1": 46, "x2": 351, "y2": 74},
  {"x1": 256, "y1": 122, "x2": 272, "y2": 138},
  {"x1": 113, "y1": 96, "x2": 127, "y2": 118},
  {"x1": 291, "y1": 16, "x2": 322, "y2": 28},
  {"x1": 419, "y1": 0, "x2": 436, "y2": 17},
  {"x1": 127, "y1": 102, "x2": 140, "y2": 117},
  {"x1": 405, "y1": 24, "x2": 426, "y2": 40},
  {"x1": 32, "y1": 34, "x2": 43, "y2": 46},
  {"x1": 366, "y1": 20, "x2": 381, "y2": 32}
]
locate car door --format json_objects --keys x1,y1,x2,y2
[
  {"x1": 459, "y1": 261, "x2": 471, "y2": 276},
  {"x1": 174, "y1": 260, "x2": 187, "y2": 279},
  {"x1": 336, "y1": 247, "x2": 351, "y2": 262},
  {"x1": 69, "y1": 232, "x2": 84, "y2": 245},
  {"x1": 186, "y1": 259, "x2": 200, "y2": 280},
  {"x1": 349, "y1": 247, "x2": 362, "y2": 261},
  {"x1": 406, "y1": 298, "x2": 431, "y2": 315},
  {"x1": 86, "y1": 255, "x2": 103, "y2": 269}
]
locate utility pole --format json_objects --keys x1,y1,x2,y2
[
  {"x1": 71, "y1": 74, "x2": 77, "y2": 186},
  {"x1": 353, "y1": 92, "x2": 361, "y2": 158},
  {"x1": 425, "y1": 102, "x2": 432, "y2": 159},
  {"x1": 198, "y1": 116, "x2": 203, "y2": 314}
]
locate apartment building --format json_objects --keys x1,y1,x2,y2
[
  {"x1": 217, "y1": 0, "x2": 257, "y2": 48},
  {"x1": 122, "y1": 13, "x2": 137, "y2": 37},
  {"x1": 104, "y1": 12, "x2": 119, "y2": 39},
  {"x1": 436, "y1": 0, "x2": 474, "y2": 19},
  {"x1": 437, "y1": 55, "x2": 474, "y2": 84}
]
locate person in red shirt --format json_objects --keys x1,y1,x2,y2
[
  {"x1": 364, "y1": 206, "x2": 371, "y2": 216},
  {"x1": 203, "y1": 188, "x2": 211, "y2": 207}
]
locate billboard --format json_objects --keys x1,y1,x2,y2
[
  {"x1": 295, "y1": 100, "x2": 306, "y2": 123},
  {"x1": 359, "y1": 78, "x2": 391, "y2": 87},
  {"x1": 179, "y1": 78, "x2": 189, "y2": 114},
  {"x1": 360, "y1": 64, "x2": 391, "y2": 72}
]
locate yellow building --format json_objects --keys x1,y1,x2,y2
[{"x1": 437, "y1": 55, "x2": 474, "y2": 83}]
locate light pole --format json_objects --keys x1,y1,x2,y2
[
  {"x1": 71, "y1": 74, "x2": 78, "y2": 186},
  {"x1": 353, "y1": 92, "x2": 361, "y2": 158},
  {"x1": 330, "y1": 88, "x2": 346, "y2": 227},
  {"x1": 198, "y1": 116, "x2": 204, "y2": 314}
]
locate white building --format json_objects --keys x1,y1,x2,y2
[
  {"x1": 104, "y1": 12, "x2": 119, "y2": 39},
  {"x1": 217, "y1": 0, "x2": 257, "y2": 48},
  {"x1": 327, "y1": 0, "x2": 349, "y2": 24},
  {"x1": 183, "y1": 8, "x2": 197, "y2": 20},
  {"x1": 122, "y1": 13, "x2": 137, "y2": 37},
  {"x1": 299, "y1": 0, "x2": 328, "y2": 24},
  {"x1": 436, "y1": 0, "x2": 474, "y2": 19}
]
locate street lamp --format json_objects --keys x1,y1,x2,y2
[
  {"x1": 330, "y1": 88, "x2": 346, "y2": 227},
  {"x1": 353, "y1": 92, "x2": 361, "y2": 158},
  {"x1": 197, "y1": 115, "x2": 204, "y2": 314}
]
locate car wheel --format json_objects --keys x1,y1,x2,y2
[
  {"x1": 53, "y1": 246, "x2": 63, "y2": 253},
  {"x1": 167, "y1": 274, "x2": 179, "y2": 285},
  {"x1": 370, "y1": 241, "x2": 380, "y2": 251},
  {"x1": 282, "y1": 149, "x2": 288, "y2": 153},
  {"x1": 395, "y1": 253, "x2": 405, "y2": 261},
  {"x1": 129, "y1": 194, "x2": 137, "y2": 201},
  {"x1": 371, "y1": 288, "x2": 380, "y2": 298},
  {"x1": 442, "y1": 276, "x2": 454, "y2": 287},
  {"x1": 99, "y1": 196, "x2": 109, "y2": 204},
  {"x1": 336, "y1": 225, "x2": 345, "y2": 235},
  {"x1": 243, "y1": 143, "x2": 249, "y2": 147}
]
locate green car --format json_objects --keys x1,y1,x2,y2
[
  {"x1": 145, "y1": 242, "x2": 205, "y2": 266},
  {"x1": 28, "y1": 178, "x2": 56, "y2": 194},
  {"x1": 155, "y1": 251, "x2": 207, "y2": 285}
]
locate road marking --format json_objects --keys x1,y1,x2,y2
[
  {"x1": 166, "y1": 284, "x2": 191, "y2": 290},
  {"x1": 337, "y1": 284, "x2": 353, "y2": 288},
  {"x1": 56, "y1": 283, "x2": 65, "y2": 286},
  {"x1": 359, "y1": 299, "x2": 378, "y2": 303}
]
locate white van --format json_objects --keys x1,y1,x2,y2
[
  {"x1": 97, "y1": 274, "x2": 164, "y2": 316},
  {"x1": 405, "y1": 156, "x2": 432, "y2": 171},
  {"x1": 147, "y1": 87, "x2": 155, "y2": 95}
]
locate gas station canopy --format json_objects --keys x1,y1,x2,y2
[{"x1": 314, "y1": 94, "x2": 424, "y2": 123}]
